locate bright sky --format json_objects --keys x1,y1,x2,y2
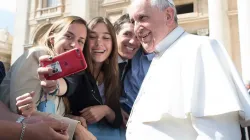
[
  {"x1": 0, "y1": 0, "x2": 16, "y2": 35},
  {"x1": 0, "y1": 0, "x2": 16, "y2": 13}
]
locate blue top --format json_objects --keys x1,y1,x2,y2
[{"x1": 123, "y1": 48, "x2": 154, "y2": 109}]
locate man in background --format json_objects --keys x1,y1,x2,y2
[{"x1": 114, "y1": 14, "x2": 155, "y2": 126}]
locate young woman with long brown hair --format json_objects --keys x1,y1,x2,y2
[{"x1": 67, "y1": 17, "x2": 124, "y2": 139}]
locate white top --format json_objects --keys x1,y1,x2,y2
[
  {"x1": 126, "y1": 27, "x2": 250, "y2": 140},
  {"x1": 98, "y1": 83, "x2": 105, "y2": 103},
  {"x1": 118, "y1": 55, "x2": 128, "y2": 64}
]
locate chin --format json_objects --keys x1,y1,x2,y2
[
  {"x1": 142, "y1": 45, "x2": 154, "y2": 53},
  {"x1": 126, "y1": 56, "x2": 133, "y2": 60}
]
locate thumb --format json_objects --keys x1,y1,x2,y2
[{"x1": 30, "y1": 91, "x2": 35, "y2": 97}]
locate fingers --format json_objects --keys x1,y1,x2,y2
[
  {"x1": 50, "y1": 128, "x2": 69, "y2": 140},
  {"x1": 17, "y1": 104, "x2": 33, "y2": 116},
  {"x1": 86, "y1": 117, "x2": 98, "y2": 124},
  {"x1": 71, "y1": 115, "x2": 87, "y2": 128},
  {"x1": 16, "y1": 92, "x2": 36, "y2": 117},
  {"x1": 80, "y1": 111, "x2": 92, "y2": 121},
  {"x1": 37, "y1": 55, "x2": 54, "y2": 81},
  {"x1": 80, "y1": 113, "x2": 96, "y2": 124},
  {"x1": 18, "y1": 104, "x2": 35, "y2": 117},
  {"x1": 16, "y1": 93, "x2": 33, "y2": 105},
  {"x1": 40, "y1": 80, "x2": 58, "y2": 93},
  {"x1": 46, "y1": 121, "x2": 68, "y2": 132},
  {"x1": 29, "y1": 91, "x2": 35, "y2": 97},
  {"x1": 40, "y1": 80, "x2": 57, "y2": 87},
  {"x1": 39, "y1": 55, "x2": 53, "y2": 63},
  {"x1": 79, "y1": 117, "x2": 87, "y2": 128},
  {"x1": 37, "y1": 67, "x2": 53, "y2": 81},
  {"x1": 79, "y1": 107, "x2": 90, "y2": 114}
]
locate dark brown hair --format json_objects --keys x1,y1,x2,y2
[
  {"x1": 84, "y1": 17, "x2": 121, "y2": 107},
  {"x1": 113, "y1": 14, "x2": 131, "y2": 34}
]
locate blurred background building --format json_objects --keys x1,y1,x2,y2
[
  {"x1": 0, "y1": 28, "x2": 12, "y2": 71},
  {"x1": 7, "y1": 0, "x2": 250, "y2": 82}
]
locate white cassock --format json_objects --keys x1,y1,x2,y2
[{"x1": 126, "y1": 27, "x2": 250, "y2": 140}]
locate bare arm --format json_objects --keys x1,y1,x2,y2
[
  {"x1": 0, "y1": 121, "x2": 22, "y2": 139},
  {"x1": 57, "y1": 78, "x2": 67, "y2": 96},
  {"x1": 0, "y1": 120, "x2": 69, "y2": 140},
  {"x1": 0, "y1": 101, "x2": 20, "y2": 121},
  {"x1": 104, "y1": 105, "x2": 116, "y2": 123}
]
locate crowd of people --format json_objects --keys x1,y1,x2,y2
[{"x1": 1, "y1": 0, "x2": 250, "y2": 140}]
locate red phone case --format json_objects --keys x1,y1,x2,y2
[{"x1": 40, "y1": 48, "x2": 87, "y2": 80}]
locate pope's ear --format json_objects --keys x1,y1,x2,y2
[{"x1": 165, "y1": 7, "x2": 175, "y2": 24}]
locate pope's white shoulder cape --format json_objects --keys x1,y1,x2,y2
[{"x1": 132, "y1": 32, "x2": 250, "y2": 127}]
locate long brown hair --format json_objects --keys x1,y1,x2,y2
[
  {"x1": 84, "y1": 17, "x2": 121, "y2": 108},
  {"x1": 38, "y1": 16, "x2": 88, "y2": 115}
]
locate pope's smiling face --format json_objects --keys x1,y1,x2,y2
[{"x1": 129, "y1": 0, "x2": 175, "y2": 53}]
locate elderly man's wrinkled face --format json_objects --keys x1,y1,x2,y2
[{"x1": 129, "y1": 0, "x2": 170, "y2": 53}]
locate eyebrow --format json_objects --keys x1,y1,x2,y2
[
  {"x1": 124, "y1": 30, "x2": 133, "y2": 34},
  {"x1": 67, "y1": 31, "x2": 85, "y2": 40},
  {"x1": 90, "y1": 31, "x2": 111, "y2": 35}
]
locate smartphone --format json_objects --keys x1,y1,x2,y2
[{"x1": 40, "y1": 48, "x2": 87, "y2": 80}]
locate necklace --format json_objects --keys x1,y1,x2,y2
[{"x1": 95, "y1": 70, "x2": 101, "y2": 85}]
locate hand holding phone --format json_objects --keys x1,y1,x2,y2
[{"x1": 39, "y1": 48, "x2": 87, "y2": 80}]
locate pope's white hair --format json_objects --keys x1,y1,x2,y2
[{"x1": 130, "y1": 0, "x2": 178, "y2": 24}]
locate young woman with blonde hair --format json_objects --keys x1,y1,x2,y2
[{"x1": 0, "y1": 16, "x2": 96, "y2": 140}]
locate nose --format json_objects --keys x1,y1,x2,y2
[
  {"x1": 95, "y1": 38, "x2": 103, "y2": 47},
  {"x1": 70, "y1": 42, "x2": 76, "y2": 48},
  {"x1": 129, "y1": 35, "x2": 138, "y2": 45},
  {"x1": 70, "y1": 40, "x2": 81, "y2": 48}
]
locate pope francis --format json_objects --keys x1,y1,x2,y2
[{"x1": 126, "y1": 0, "x2": 250, "y2": 139}]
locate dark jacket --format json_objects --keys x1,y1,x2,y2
[
  {"x1": 241, "y1": 126, "x2": 250, "y2": 140},
  {"x1": 118, "y1": 60, "x2": 131, "y2": 97},
  {"x1": 65, "y1": 71, "x2": 123, "y2": 128},
  {"x1": 0, "y1": 61, "x2": 5, "y2": 84}
]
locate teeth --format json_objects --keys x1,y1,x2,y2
[
  {"x1": 93, "y1": 50, "x2": 105, "y2": 53},
  {"x1": 126, "y1": 46, "x2": 134, "y2": 51}
]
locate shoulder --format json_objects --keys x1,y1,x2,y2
[
  {"x1": 180, "y1": 33, "x2": 221, "y2": 51},
  {"x1": 11, "y1": 46, "x2": 50, "y2": 69},
  {"x1": 182, "y1": 33, "x2": 210, "y2": 44},
  {"x1": 25, "y1": 46, "x2": 49, "y2": 58}
]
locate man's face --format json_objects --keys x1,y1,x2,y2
[
  {"x1": 129, "y1": 0, "x2": 170, "y2": 53},
  {"x1": 117, "y1": 23, "x2": 140, "y2": 60}
]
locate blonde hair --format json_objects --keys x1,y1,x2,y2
[
  {"x1": 39, "y1": 16, "x2": 88, "y2": 56},
  {"x1": 37, "y1": 16, "x2": 87, "y2": 115}
]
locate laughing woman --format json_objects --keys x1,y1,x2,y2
[{"x1": 67, "y1": 17, "x2": 124, "y2": 140}]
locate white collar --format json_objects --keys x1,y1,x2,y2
[
  {"x1": 118, "y1": 55, "x2": 128, "y2": 63},
  {"x1": 154, "y1": 26, "x2": 185, "y2": 54}
]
